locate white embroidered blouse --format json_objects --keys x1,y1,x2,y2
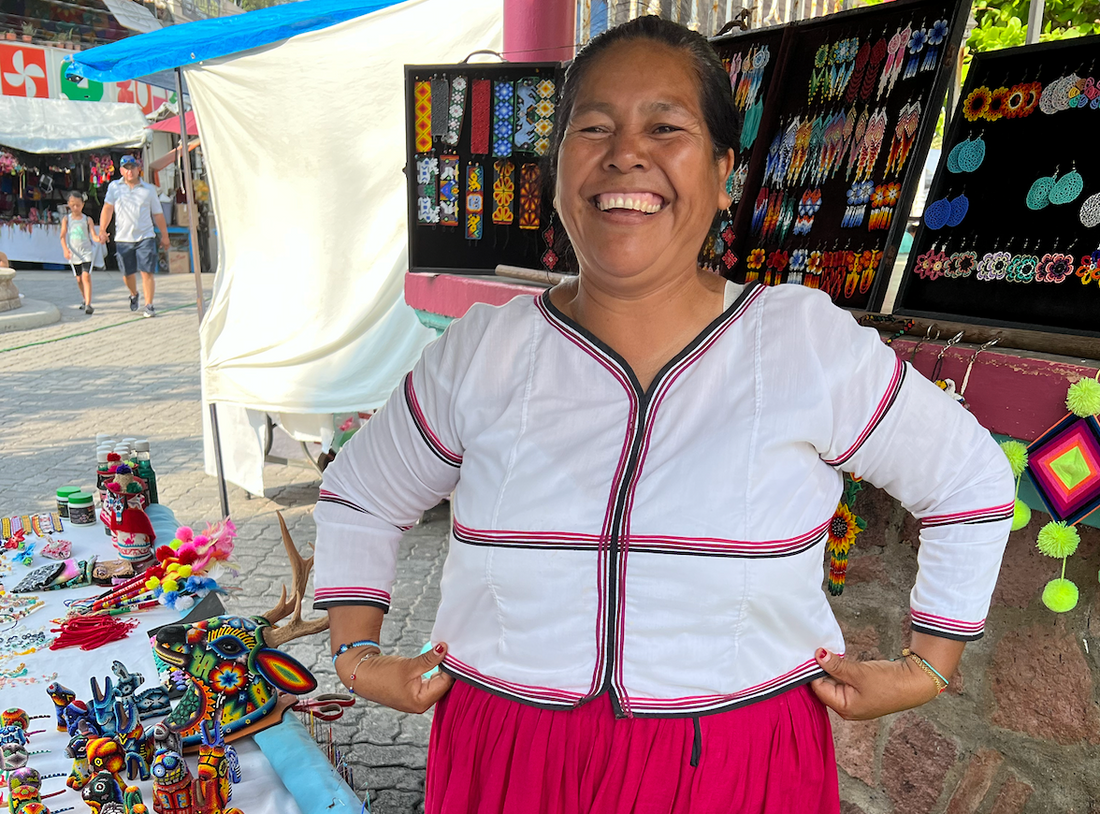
[{"x1": 313, "y1": 281, "x2": 1014, "y2": 717}]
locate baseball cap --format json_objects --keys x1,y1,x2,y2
[{"x1": 120, "y1": 155, "x2": 141, "y2": 167}]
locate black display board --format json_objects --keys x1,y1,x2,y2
[
  {"x1": 895, "y1": 37, "x2": 1100, "y2": 337},
  {"x1": 711, "y1": 0, "x2": 970, "y2": 311},
  {"x1": 405, "y1": 63, "x2": 563, "y2": 275}
]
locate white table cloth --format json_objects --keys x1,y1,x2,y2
[
  {"x1": 0, "y1": 223, "x2": 106, "y2": 266},
  {"x1": 2, "y1": 514, "x2": 303, "y2": 814}
]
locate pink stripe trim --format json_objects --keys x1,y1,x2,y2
[
  {"x1": 922, "y1": 501, "x2": 1015, "y2": 526},
  {"x1": 910, "y1": 609, "x2": 985, "y2": 631},
  {"x1": 443, "y1": 655, "x2": 585, "y2": 704},
  {"x1": 404, "y1": 373, "x2": 462, "y2": 465},
  {"x1": 625, "y1": 656, "x2": 831, "y2": 711},
  {"x1": 823, "y1": 354, "x2": 904, "y2": 466},
  {"x1": 316, "y1": 587, "x2": 391, "y2": 602}
]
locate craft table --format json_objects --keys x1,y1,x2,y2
[
  {"x1": 2, "y1": 513, "x2": 318, "y2": 814},
  {"x1": 0, "y1": 223, "x2": 107, "y2": 267}
]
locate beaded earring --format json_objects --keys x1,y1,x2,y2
[
  {"x1": 1079, "y1": 192, "x2": 1100, "y2": 228},
  {"x1": 957, "y1": 134, "x2": 985, "y2": 173},
  {"x1": 924, "y1": 196, "x2": 951, "y2": 230},
  {"x1": 1050, "y1": 164, "x2": 1084, "y2": 205},
  {"x1": 1027, "y1": 168, "x2": 1058, "y2": 211},
  {"x1": 1006, "y1": 239, "x2": 1039, "y2": 283},
  {"x1": 947, "y1": 193, "x2": 969, "y2": 227},
  {"x1": 946, "y1": 135, "x2": 968, "y2": 173},
  {"x1": 948, "y1": 240, "x2": 977, "y2": 279}
]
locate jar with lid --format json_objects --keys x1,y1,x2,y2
[
  {"x1": 56, "y1": 486, "x2": 81, "y2": 518},
  {"x1": 68, "y1": 492, "x2": 96, "y2": 526}
]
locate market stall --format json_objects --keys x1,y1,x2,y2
[
  {"x1": 67, "y1": 0, "x2": 502, "y2": 497},
  {"x1": 1, "y1": 443, "x2": 361, "y2": 813},
  {"x1": 0, "y1": 95, "x2": 148, "y2": 266}
]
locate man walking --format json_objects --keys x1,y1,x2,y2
[{"x1": 98, "y1": 155, "x2": 170, "y2": 317}]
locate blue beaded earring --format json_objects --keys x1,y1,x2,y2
[
  {"x1": 1050, "y1": 163, "x2": 1083, "y2": 205},
  {"x1": 1027, "y1": 168, "x2": 1058, "y2": 211}
]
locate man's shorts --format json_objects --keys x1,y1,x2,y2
[{"x1": 116, "y1": 237, "x2": 158, "y2": 276}]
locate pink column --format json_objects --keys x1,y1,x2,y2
[{"x1": 503, "y1": 0, "x2": 576, "y2": 62}]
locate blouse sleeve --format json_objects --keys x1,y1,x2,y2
[
  {"x1": 792, "y1": 288, "x2": 1015, "y2": 641},
  {"x1": 312, "y1": 320, "x2": 468, "y2": 613}
]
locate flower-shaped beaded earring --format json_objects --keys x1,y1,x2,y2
[
  {"x1": 1050, "y1": 163, "x2": 1084, "y2": 205},
  {"x1": 1027, "y1": 167, "x2": 1059, "y2": 211}
]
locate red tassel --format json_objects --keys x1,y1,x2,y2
[{"x1": 50, "y1": 615, "x2": 138, "y2": 651}]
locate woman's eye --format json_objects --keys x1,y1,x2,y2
[{"x1": 654, "y1": 125, "x2": 681, "y2": 134}]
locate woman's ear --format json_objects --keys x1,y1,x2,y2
[{"x1": 718, "y1": 148, "x2": 737, "y2": 210}]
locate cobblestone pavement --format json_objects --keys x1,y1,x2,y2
[{"x1": 2, "y1": 270, "x2": 443, "y2": 813}]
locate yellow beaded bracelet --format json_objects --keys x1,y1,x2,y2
[{"x1": 901, "y1": 648, "x2": 948, "y2": 694}]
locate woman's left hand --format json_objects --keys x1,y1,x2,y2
[{"x1": 810, "y1": 648, "x2": 939, "y2": 721}]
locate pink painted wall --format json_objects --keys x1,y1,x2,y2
[{"x1": 502, "y1": 0, "x2": 575, "y2": 62}]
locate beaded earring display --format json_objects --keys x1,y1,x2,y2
[
  {"x1": 1050, "y1": 165, "x2": 1084, "y2": 205},
  {"x1": 1077, "y1": 247, "x2": 1100, "y2": 285},
  {"x1": 1027, "y1": 168, "x2": 1058, "y2": 211},
  {"x1": 923, "y1": 19, "x2": 949, "y2": 72},
  {"x1": 904, "y1": 22, "x2": 926, "y2": 80},
  {"x1": 1006, "y1": 240, "x2": 1039, "y2": 283}
]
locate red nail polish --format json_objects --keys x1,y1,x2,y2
[
  {"x1": 817, "y1": 648, "x2": 827, "y2": 660},
  {"x1": 434, "y1": 643, "x2": 445, "y2": 654}
]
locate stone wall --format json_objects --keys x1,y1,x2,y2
[{"x1": 832, "y1": 485, "x2": 1100, "y2": 813}]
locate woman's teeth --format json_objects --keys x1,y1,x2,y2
[{"x1": 594, "y1": 193, "x2": 664, "y2": 214}]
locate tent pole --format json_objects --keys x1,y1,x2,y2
[
  {"x1": 176, "y1": 66, "x2": 230, "y2": 519},
  {"x1": 174, "y1": 67, "x2": 204, "y2": 320}
]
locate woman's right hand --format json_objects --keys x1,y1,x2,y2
[{"x1": 336, "y1": 642, "x2": 454, "y2": 714}]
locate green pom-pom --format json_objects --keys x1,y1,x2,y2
[
  {"x1": 1066, "y1": 377, "x2": 1100, "y2": 417},
  {"x1": 1042, "y1": 578, "x2": 1079, "y2": 612},
  {"x1": 1011, "y1": 499, "x2": 1031, "y2": 531},
  {"x1": 999, "y1": 440, "x2": 1029, "y2": 478},
  {"x1": 1036, "y1": 521, "x2": 1080, "y2": 558}
]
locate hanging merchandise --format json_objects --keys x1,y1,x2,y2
[
  {"x1": 896, "y1": 34, "x2": 1100, "y2": 335},
  {"x1": 406, "y1": 63, "x2": 560, "y2": 274}
]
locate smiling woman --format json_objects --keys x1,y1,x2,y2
[{"x1": 313, "y1": 16, "x2": 1015, "y2": 814}]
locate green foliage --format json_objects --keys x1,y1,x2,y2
[{"x1": 968, "y1": 0, "x2": 1100, "y2": 55}]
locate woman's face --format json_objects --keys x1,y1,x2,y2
[{"x1": 555, "y1": 40, "x2": 734, "y2": 286}]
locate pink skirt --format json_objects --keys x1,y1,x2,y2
[{"x1": 425, "y1": 680, "x2": 839, "y2": 814}]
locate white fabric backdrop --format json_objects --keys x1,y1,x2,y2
[
  {"x1": 0, "y1": 223, "x2": 107, "y2": 265},
  {"x1": 191, "y1": 0, "x2": 503, "y2": 495},
  {"x1": 0, "y1": 96, "x2": 148, "y2": 153}
]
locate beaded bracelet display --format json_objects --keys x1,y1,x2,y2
[
  {"x1": 331, "y1": 640, "x2": 380, "y2": 667},
  {"x1": 901, "y1": 647, "x2": 949, "y2": 693}
]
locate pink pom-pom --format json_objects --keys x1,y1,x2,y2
[{"x1": 175, "y1": 527, "x2": 194, "y2": 543}]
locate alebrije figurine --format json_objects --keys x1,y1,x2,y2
[
  {"x1": 150, "y1": 723, "x2": 182, "y2": 758},
  {"x1": 61, "y1": 701, "x2": 98, "y2": 739},
  {"x1": 85, "y1": 738, "x2": 126, "y2": 785},
  {"x1": 150, "y1": 750, "x2": 194, "y2": 814},
  {"x1": 65, "y1": 734, "x2": 91, "y2": 790},
  {"x1": 193, "y1": 718, "x2": 243, "y2": 814},
  {"x1": 45, "y1": 684, "x2": 76, "y2": 732},
  {"x1": 114, "y1": 701, "x2": 152, "y2": 782},
  {"x1": 81, "y1": 770, "x2": 124, "y2": 813}
]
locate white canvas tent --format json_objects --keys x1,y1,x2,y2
[
  {"x1": 0, "y1": 96, "x2": 148, "y2": 153},
  {"x1": 72, "y1": 0, "x2": 504, "y2": 497}
]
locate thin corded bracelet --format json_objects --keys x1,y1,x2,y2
[
  {"x1": 331, "y1": 639, "x2": 380, "y2": 667},
  {"x1": 901, "y1": 647, "x2": 949, "y2": 694},
  {"x1": 345, "y1": 649, "x2": 382, "y2": 695}
]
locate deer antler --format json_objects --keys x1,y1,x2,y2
[{"x1": 261, "y1": 511, "x2": 330, "y2": 647}]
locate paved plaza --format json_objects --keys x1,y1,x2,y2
[{"x1": 2, "y1": 270, "x2": 443, "y2": 813}]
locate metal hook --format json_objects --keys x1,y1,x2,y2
[
  {"x1": 910, "y1": 324, "x2": 939, "y2": 362},
  {"x1": 959, "y1": 337, "x2": 1000, "y2": 403}
]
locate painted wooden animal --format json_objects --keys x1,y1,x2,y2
[
  {"x1": 114, "y1": 702, "x2": 153, "y2": 782},
  {"x1": 151, "y1": 723, "x2": 182, "y2": 758},
  {"x1": 153, "y1": 514, "x2": 324, "y2": 744},
  {"x1": 150, "y1": 750, "x2": 194, "y2": 814},
  {"x1": 46, "y1": 684, "x2": 76, "y2": 732},
  {"x1": 81, "y1": 770, "x2": 143, "y2": 814},
  {"x1": 62, "y1": 700, "x2": 98, "y2": 739}
]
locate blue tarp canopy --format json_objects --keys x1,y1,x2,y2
[{"x1": 66, "y1": 0, "x2": 402, "y2": 83}]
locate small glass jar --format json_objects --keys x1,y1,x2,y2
[
  {"x1": 56, "y1": 486, "x2": 81, "y2": 518},
  {"x1": 68, "y1": 492, "x2": 96, "y2": 526}
]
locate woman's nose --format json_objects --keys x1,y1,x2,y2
[{"x1": 603, "y1": 130, "x2": 649, "y2": 173}]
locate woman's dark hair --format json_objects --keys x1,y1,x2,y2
[
  {"x1": 545, "y1": 16, "x2": 741, "y2": 197},
  {"x1": 542, "y1": 16, "x2": 742, "y2": 273}
]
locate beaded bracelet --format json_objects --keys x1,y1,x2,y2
[
  {"x1": 331, "y1": 640, "x2": 380, "y2": 667},
  {"x1": 345, "y1": 649, "x2": 382, "y2": 696},
  {"x1": 901, "y1": 648, "x2": 949, "y2": 694}
]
